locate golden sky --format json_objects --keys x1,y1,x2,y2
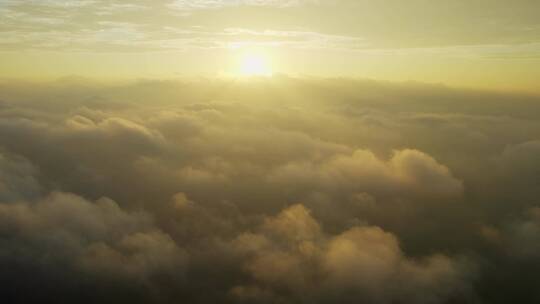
[{"x1": 1, "y1": 0, "x2": 540, "y2": 91}]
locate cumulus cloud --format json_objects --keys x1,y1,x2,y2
[
  {"x1": 0, "y1": 77, "x2": 539, "y2": 303},
  {"x1": 0, "y1": 191, "x2": 188, "y2": 303},
  {"x1": 0, "y1": 150, "x2": 41, "y2": 202},
  {"x1": 268, "y1": 148, "x2": 463, "y2": 200},
  {"x1": 232, "y1": 204, "x2": 474, "y2": 304}
]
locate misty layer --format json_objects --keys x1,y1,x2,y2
[{"x1": 0, "y1": 77, "x2": 539, "y2": 303}]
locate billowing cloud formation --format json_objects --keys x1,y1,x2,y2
[
  {"x1": 0, "y1": 151, "x2": 41, "y2": 202},
  {"x1": 232, "y1": 204, "x2": 473, "y2": 303},
  {"x1": 0, "y1": 77, "x2": 540, "y2": 303}
]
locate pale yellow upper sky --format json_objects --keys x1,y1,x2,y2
[{"x1": 1, "y1": 0, "x2": 540, "y2": 91}]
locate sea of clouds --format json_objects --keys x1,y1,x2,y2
[{"x1": 0, "y1": 76, "x2": 539, "y2": 303}]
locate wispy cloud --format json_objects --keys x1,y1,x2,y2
[{"x1": 168, "y1": 0, "x2": 316, "y2": 11}]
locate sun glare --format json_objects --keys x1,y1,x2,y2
[{"x1": 239, "y1": 53, "x2": 272, "y2": 77}]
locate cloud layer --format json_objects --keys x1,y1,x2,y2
[{"x1": 0, "y1": 77, "x2": 540, "y2": 303}]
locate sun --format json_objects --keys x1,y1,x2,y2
[{"x1": 239, "y1": 53, "x2": 272, "y2": 77}]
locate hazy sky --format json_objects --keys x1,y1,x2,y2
[{"x1": 1, "y1": 0, "x2": 540, "y2": 90}]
